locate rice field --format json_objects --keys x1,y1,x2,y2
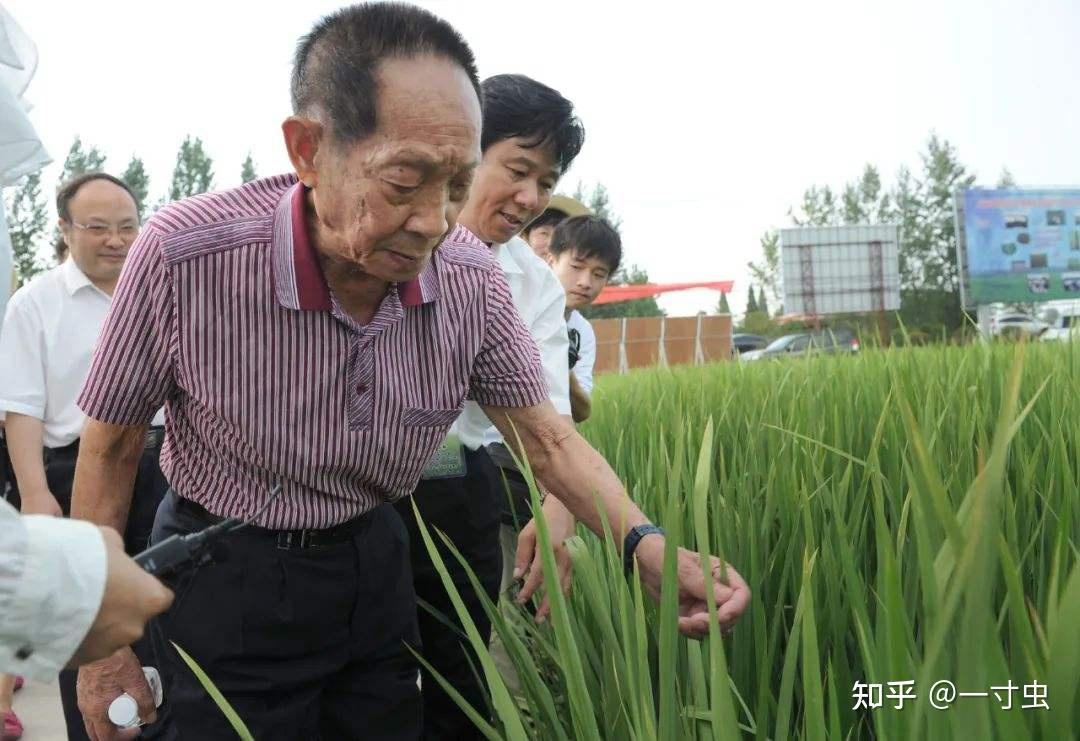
[{"x1": 417, "y1": 339, "x2": 1080, "y2": 740}]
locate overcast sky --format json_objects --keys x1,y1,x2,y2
[{"x1": 9, "y1": 0, "x2": 1080, "y2": 316}]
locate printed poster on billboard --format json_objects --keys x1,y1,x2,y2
[{"x1": 963, "y1": 188, "x2": 1080, "y2": 303}]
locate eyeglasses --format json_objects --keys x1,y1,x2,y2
[{"x1": 71, "y1": 221, "x2": 140, "y2": 240}]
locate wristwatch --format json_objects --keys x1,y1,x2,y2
[{"x1": 622, "y1": 524, "x2": 665, "y2": 574}]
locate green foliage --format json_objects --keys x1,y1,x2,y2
[
  {"x1": 240, "y1": 153, "x2": 257, "y2": 184},
  {"x1": 716, "y1": 291, "x2": 731, "y2": 315},
  {"x1": 60, "y1": 136, "x2": 107, "y2": 182},
  {"x1": 571, "y1": 181, "x2": 621, "y2": 231},
  {"x1": 424, "y1": 341, "x2": 1080, "y2": 739},
  {"x1": 168, "y1": 136, "x2": 215, "y2": 202},
  {"x1": 752, "y1": 134, "x2": 987, "y2": 338},
  {"x1": 171, "y1": 642, "x2": 254, "y2": 740},
  {"x1": 745, "y1": 284, "x2": 758, "y2": 314},
  {"x1": 121, "y1": 156, "x2": 151, "y2": 218},
  {"x1": 580, "y1": 264, "x2": 664, "y2": 319},
  {"x1": 4, "y1": 171, "x2": 48, "y2": 285},
  {"x1": 747, "y1": 231, "x2": 780, "y2": 308}
]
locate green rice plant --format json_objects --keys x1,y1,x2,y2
[
  {"x1": 171, "y1": 642, "x2": 254, "y2": 740},
  {"x1": 416, "y1": 340, "x2": 1080, "y2": 739}
]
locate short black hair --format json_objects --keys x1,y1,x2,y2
[
  {"x1": 549, "y1": 215, "x2": 622, "y2": 274},
  {"x1": 480, "y1": 74, "x2": 585, "y2": 175},
  {"x1": 291, "y1": 2, "x2": 481, "y2": 143},
  {"x1": 55, "y1": 172, "x2": 138, "y2": 222},
  {"x1": 523, "y1": 208, "x2": 569, "y2": 236}
]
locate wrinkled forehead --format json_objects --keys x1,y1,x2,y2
[{"x1": 361, "y1": 55, "x2": 482, "y2": 170}]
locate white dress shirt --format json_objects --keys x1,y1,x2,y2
[
  {"x1": 455, "y1": 236, "x2": 570, "y2": 451},
  {"x1": 0, "y1": 259, "x2": 165, "y2": 448},
  {"x1": 567, "y1": 310, "x2": 596, "y2": 396},
  {"x1": 0, "y1": 497, "x2": 106, "y2": 680}
]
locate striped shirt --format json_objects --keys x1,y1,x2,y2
[{"x1": 78, "y1": 174, "x2": 548, "y2": 529}]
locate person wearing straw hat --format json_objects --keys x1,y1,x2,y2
[{"x1": 521, "y1": 194, "x2": 590, "y2": 260}]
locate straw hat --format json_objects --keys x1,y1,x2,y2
[{"x1": 544, "y1": 194, "x2": 591, "y2": 219}]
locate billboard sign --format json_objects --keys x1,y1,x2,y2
[
  {"x1": 779, "y1": 225, "x2": 901, "y2": 316},
  {"x1": 962, "y1": 188, "x2": 1080, "y2": 304}
]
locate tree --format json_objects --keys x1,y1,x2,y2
[
  {"x1": 915, "y1": 134, "x2": 974, "y2": 295},
  {"x1": 241, "y1": 153, "x2": 258, "y2": 184},
  {"x1": 757, "y1": 285, "x2": 770, "y2": 317},
  {"x1": 841, "y1": 164, "x2": 889, "y2": 225},
  {"x1": 570, "y1": 181, "x2": 622, "y2": 230},
  {"x1": 168, "y1": 136, "x2": 215, "y2": 201},
  {"x1": 996, "y1": 168, "x2": 1017, "y2": 188},
  {"x1": 748, "y1": 230, "x2": 780, "y2": 309},
  {"x1": 579, "y1": 264, "x2": 664, "y2": 319},
  {"x1": 790, "y1": 185, "x2": 838, "y2": 227},
  {"x1": 716, "y1": 291, "x2": 731, "y2": 315},
  {"x1": 4, "y1": 172, "x2": 49, "y2": 286},
  {"x1": 60, "y1": 136, "x2": 107, "y2": 182},
  {"x1": 567, "y1": 182, "x2": 662, "y2": 319},
  {"x1": 122, "y1": 156, "x2": 151, "y2": 217},
  {"x1": 745, "y1": 283, "x2": 758, "y2": 314}
]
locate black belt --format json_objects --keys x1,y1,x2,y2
[{"x1": 174, "y1": 495, "x2": 374, "y2": 550}]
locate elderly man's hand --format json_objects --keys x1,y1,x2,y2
[
  {"x1": 77, "y1": 646, "x2": 156, "y2": 741},
  {"x1": 513, "y1": 501, "x2": 576, "y2": 622},
  {"x1": 632, "y1": 534, "x2": 750, "y2": 639}
]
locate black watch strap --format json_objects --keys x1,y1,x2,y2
[{"x1": 623, "y1": 524, "x2": 665, "y2": 574}]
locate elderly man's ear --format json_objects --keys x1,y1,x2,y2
[{"x1": 282, "y1": 116, "x2": 325, "y2": 189}]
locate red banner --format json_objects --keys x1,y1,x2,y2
[{"x1": 593, "y1": 281, "x2": 735, "y2": 305}]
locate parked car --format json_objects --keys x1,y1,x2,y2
[
  {"x1": 991, "y1": 313, "x2": 1047, "y2": 337},
  {"x1": 741, "y1": 329, "x2": 860, "y2": 361},
  {"x1": 1040, "y1": 310, "x2": 1080, "y2": 342},
  {"x1": 732, "y1": 333, "x2": 769, "y2": 355}
]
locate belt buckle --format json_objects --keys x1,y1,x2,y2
[{"x1": 276, "y1": 529, "x2": 312, "y2": 550}]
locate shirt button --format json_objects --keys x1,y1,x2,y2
[
  {"x1": 15, "y1": 645, "x2": 32, "y2": 660},
  {"x1": 356, "y1": 384, "x2": 367, "y2": 394}
]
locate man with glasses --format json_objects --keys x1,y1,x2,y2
[{"x1": 0, "y1": 173, "x2": 169, "y2": 740}]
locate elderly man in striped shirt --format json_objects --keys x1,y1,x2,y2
[{"x1": 69, "y1": 3, "x2": 750, "y2": 739}]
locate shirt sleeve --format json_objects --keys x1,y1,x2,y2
[
  {"x1": 0, "y1": 499, "x2": 107, "y2": 681},
  {"x1": 531, "y1": 268, "x2": 571, "y2": 415},
  {"x1": 77, "y1": 226, "x2": 176, "y2": 426},
  {"x1": 572, "y1": 316, "x2": 596, "y2": 396},
  {"x1": 0, "y1": 295, "x2": 47, "y2": 419},
  {"x1": 467, "y1": 263, "x2": 550, "y2": 408}
]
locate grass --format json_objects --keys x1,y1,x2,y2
[{"x1": 420, "y1": 339, "x2": 1080, "y2": 739}]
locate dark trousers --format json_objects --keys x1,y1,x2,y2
[
  {"x1": 396, "y1": 446, "x2": 504, "y2": 741},
  {"x1": 37, "y1": 434, "x2": 169, "y2": 741},
  {"x1": 148, "y1": 491, "x2": 421, "y2": 740}
]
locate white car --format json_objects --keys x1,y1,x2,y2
[
  {"x1": 1040, "y1": 312, "x2": 1080, "y2": 342},
  {"x1": 991, "y1": 313, "x2": 1047, "y2": 337}
]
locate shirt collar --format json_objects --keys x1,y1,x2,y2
[
  {"x1": 60, "y1": 258, "x2": 102, "y2": 297},
  {"x1": 491, "y1": 238, "x2": 526, "y2": 276},
  {"x1": 270, "y1": 178, "x2": 438, "y2": 311}
]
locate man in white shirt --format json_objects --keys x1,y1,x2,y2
[
  {"x1": 0, "y1": 172, "x2": 169, "y2": 740},
  {"x1": 394, "y1": 73, "x2": 583, "y2": 739},
  {"x1": 0, "y1": 498, "x2": 173, "y2": 680},
  {"x1": 546, "y1": 215, "x2": 623, "y2": 423}
]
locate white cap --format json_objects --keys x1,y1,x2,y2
[{"x1": 108, "y1": 694, "x2": 140, "y2": 728}]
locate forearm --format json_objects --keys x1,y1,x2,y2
[
  {"x1": 5, "y1": 412, "x2": 50, "y2": 495},
  {"x1": 70, "y1": 420, "x2": 147, "y2": 532},
  {"x1": 531, "y1": 429, "x2": 647, "y2": 546},
  {"x1": 569, "y1": 374, "x2": 591, "y2": 423}
]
